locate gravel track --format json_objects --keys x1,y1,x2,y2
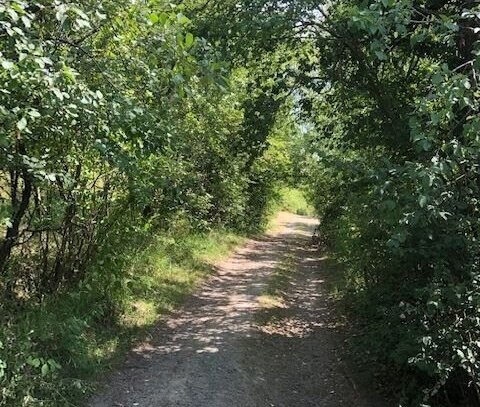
[{"x1": 88, "y1": 212, "x2": 386, "y2": 407}]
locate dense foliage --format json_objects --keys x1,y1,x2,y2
[
  {"x1": 0, "y1": 1, "x2": 289, "y2": 404},
  {"x1": 295, "y1": 1, "x2": 480, "y2": 405},
  {"x1": 193, "y1": 0, "x2": 480, "y2": 405},
  {"x1": 2, "y1": 0, "x2": 480, "y2": 406}
]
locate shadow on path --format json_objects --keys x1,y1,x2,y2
[{"x1": 88, "y1": 212, "x2": 386, "y2": 407}]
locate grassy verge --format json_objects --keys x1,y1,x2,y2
[
  {"x1": 0, "y1": 225, "x2": 246, "y2": 406},
  {"x1": 264, "y1": 187, "x2": 315, "y2": 233},
  {"x1": 274, "y1": 187, "x2": 315, "y2": 217},
  {"x1": 121, "y1": 229, "x2": 246, "y2": 328}
]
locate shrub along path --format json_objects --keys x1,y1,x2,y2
[{"x1": 88, "y1": 212, "x2": 385, "y2": 407}]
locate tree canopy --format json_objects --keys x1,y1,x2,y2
[{"x1": 1, "y1": 1, "x2": 480, "y2": 406}]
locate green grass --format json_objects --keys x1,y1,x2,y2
[
  {"x1": 274, "y1": 187, "x2": 315, "y2": 217},
  {"x1": 122, "y1": 229, "x2": 246, "y2": 327},
  {"x1": 0, "y1": 226, "x2": 246, "y2": 406}
]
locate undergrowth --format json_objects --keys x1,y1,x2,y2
[
  {"x1": 0, "y1": 220, "x2": 245, "y2": 406},
  {"x1": 272, "y1": 187, "x2": 315, "y2": 217}
]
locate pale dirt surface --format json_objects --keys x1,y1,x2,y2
[{"x1": 88, "y1": 212, "x2": 386, "y2": 407}]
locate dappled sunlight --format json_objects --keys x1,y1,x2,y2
[
  {"x1": 129, "y1": 220, "x2": 300, "y2": 359},
  {"x1": 259, "y1": 316, "x2": 314, "y2": 338},
  {"x1": 89, "y1": 213, "x2": 385, "y2": 407}
]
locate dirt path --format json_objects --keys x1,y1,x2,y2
[{"x1": 89, "y1": 212, "x2": 385, "y2": 407}]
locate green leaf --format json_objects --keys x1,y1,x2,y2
[
  {"x1": 28, "y1": 109, "x2": 41, "y2": 118},
  {"x1": 27, "y1": 357, "x2": 41, "y2": 368},
  {"x1": 48, "y1": 359, "x2": 61, "y2": 370},
  {"x1": 185, "y1": 32, "x2": 194, "y2": 48},
  {"x1": 177, "y1": 13, "x2": 190, "y2": 25},
  {"x1": 419, "y1": 195, "x2": 428, "y2": 208},
  {"x1": 41, "y1": 363, "x2": 49, "y2": 376},
  {"x1": 62, "y1": 64, "x2": 76, "y2": 83},
  {"x1": 159, "y1": 12, "x2": 169, "y2": 25},
  {"x1": 17, "y1": 117, "x2": 27, "y2": 131},
  {"x1": 1, "y1": 60, "x2": 14, "y2": 70},
  {"x1": 432, "y1": 73, "x2": 443, "y2": 85},
  {"x1": 375, "y1": 51, "x2": 387, "y2": 61},
  {"x1": 148, "y1": 13, "x2": 159, "y2": 24},
  {"x1": 22, "y1": 15, "x2": 31, "y2": 28},
  {"x1": 52, "y1": 88, "x2": 64, "y2": 100}
]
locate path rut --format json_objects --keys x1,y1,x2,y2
[{"x1": 88, "y1": 212, "x2": 385, "y2": 407}]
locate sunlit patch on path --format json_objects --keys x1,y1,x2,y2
[{"x1": 89, "y1": 212, "x2": 385, "y2": 407}]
